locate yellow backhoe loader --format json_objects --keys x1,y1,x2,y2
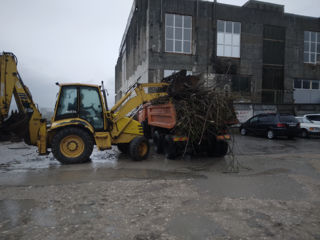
[{"x1": 0, "y1": 52, "x2": 168, "y2": 164}]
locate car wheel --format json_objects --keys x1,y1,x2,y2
[
  {"x1": 301, "y1": 129, "x2": 309, "y2": 138},
  {"x1": 267, "y1": 130, "x2": 275, "y2": 139},
  {"x1": 240, "y1": 128, "x2": 247, "y2": 136}
]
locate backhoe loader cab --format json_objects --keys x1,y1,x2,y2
[{"x1": 53, "y1": 84, "x2": 105, "y2": 130}]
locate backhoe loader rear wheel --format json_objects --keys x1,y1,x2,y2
[
  {"x1": 129, "y1": 136, "x2": 149, "y2": 161},
  {"x1": 52, "y1": 127, "x2": 93, "y2": 164}
]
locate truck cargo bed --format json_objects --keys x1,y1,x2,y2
[{"x1": 138, "y1": 103, "x2": 176, "y2": 129}]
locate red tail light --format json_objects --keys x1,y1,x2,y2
[{"x1": 277, "y1": 123, "x2": 286, "y2": 128}]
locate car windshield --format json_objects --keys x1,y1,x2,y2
[{"x1": 279, "y1": 115, "x2": 298, "y2": 123}]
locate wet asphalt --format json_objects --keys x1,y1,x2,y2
[{"x1": 0, "y1": 134, "x2": 320, "y2": 239}]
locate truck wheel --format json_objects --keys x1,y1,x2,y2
[
  {"x1": 129, "y1": 136, "x2": 149, "y2": 161},
  {"x1": 142, "y1": 121, "x2": 151, "y2": 139},
  {"x1": 117, "y1": 143, "x2": 129, "y2": 154},
  {"x1": 163, "y1": 135, "x2": 177, "y2": 159},
  {"x1": 217, "y1": 141, "x2": 229, "y2": 157},
  {"x1": 152, "y1": 130, "x2": 164, "y2": 154},
  {"x1": 208, "y1": 140, "x2": 228, "y2": 157},
  {"x1": 52, "y1": 127, "x2": 93, "y2": 164}
]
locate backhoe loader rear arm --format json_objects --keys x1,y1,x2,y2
[{"x1": 0, "y1": 52, "x2": 46, "y2": 150}]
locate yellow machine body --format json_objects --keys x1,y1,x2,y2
[
  {"x1": 1, "y1": 52, "x2": 168, "y2": 163},
  {"x1": 48, "y1": 83, "x2": 168, "y2": 152}
]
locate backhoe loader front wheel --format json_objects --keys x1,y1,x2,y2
[
  {"x1": 129, "y1": 136, "x2": 150, "y2": 161},
  {"x1": 52, "y1": 127, "x2": 93, "y2": 164}
]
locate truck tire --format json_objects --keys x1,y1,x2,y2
[
  {"x1": 117, "y1": 143, "x2": 129, "y2": 154},
  {"x1": 217, "y1": 141, "x2": 229, "y2": 157},
  {"x1": 129, "y1": 136, "x2": 149, "y2": 161},
  {"x1": 142, "y1": 121, "x2": 151, "y2": 139},
  {"x1": 52, "y1": 127, "x2": 93, "y2": 164},
  {"x1": 152, "y1": 130, "x2": 164, "y2": 154},
  {"x1": 208, "y1": 140, "x2": 228, "y2": 157},
  {"x1": 163, "y1": 135, "x2": 177, "y2": 159}
]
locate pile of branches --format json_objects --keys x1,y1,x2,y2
[{"x1": 153, "y1": 70, "x2": 237, "y2": 145}]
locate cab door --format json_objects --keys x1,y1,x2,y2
[{"x1": 79, "y1": 86, "x2": 104, "y2": 130}]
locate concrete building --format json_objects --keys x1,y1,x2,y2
[{"x1": 115, "y1": 0, "x2": 320, "y2": 104}]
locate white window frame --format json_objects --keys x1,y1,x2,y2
[
  {"x1": 165, "y1": 14, "x2": 192, "y2": 54},
  {"x1": 294, "y1": 79, "x2": 320, "y2": 90},
  {"x1": 304, "y1": 31, "x2": 320, "y2": 64},
  {"x1": 217, "y1": 20, "x2": 241, "y2": 58}
]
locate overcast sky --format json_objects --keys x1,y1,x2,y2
[{"x1": 0, "y1": 0, "x2": 319, "y2": 109}]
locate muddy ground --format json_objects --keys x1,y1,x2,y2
[{"x1": 0, "y1": 134, "x2": 320, "y2": 240}]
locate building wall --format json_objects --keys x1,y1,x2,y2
[
  {"x1": 115, "y1": 0, "x2": 320, "y2": 104},
  {"x1": 115, "y1": 0, "x2": 149, "y2": 101}
]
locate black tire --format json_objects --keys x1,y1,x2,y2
[
  {"x1": 52, "y1": 127, "x2": 93, "y2": 164},
  {"x1": 218, "y1": 141, "x2": 229, "y2": 157},
  {"x1": 117, "y1": 143, "x2": 129, "y2": 154},
  {"x1": 129, "y1": 136, "x2": 150, "y2": 161},
  {"x1": 163, "y1": 135, "x2": 177, "y2": 159},
  {"x1": 208, "y1": 140, "x2": 228, "y2": 157},
  {"x1": 240, "y1": 128, "x2": 247, "y2": 136},
  {"x1": 301, "y1": 129, "x2": 309, "y2": 138},
  {"x1": 142, "y1": 121, "x2": 151, "y2": 139},
  {"x1": 152, "y1": 130, "x2": 164, "y2": 154}
]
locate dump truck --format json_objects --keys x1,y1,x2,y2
[
  {"x1": 137, "y1": 72, "x2": 237, "y2": 159},
  {"x1": 138, "y1": 103, "x2": 231, "y2": 159},
  {"x1": 0, "y1": 52, "x2": 168, "y2": 164}
]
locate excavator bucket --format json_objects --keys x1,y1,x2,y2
[{"x1": 0, "y1": 111, "x2": 30, "y2": 142}]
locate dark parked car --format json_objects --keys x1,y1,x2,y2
[{"x1": 240, "y1": 113, "x2": 300, "y2": 139}]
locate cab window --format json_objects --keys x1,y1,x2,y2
[
  {"x1": 55, "y1": 86, "x2": 78, "y2": 120},
  {"x1": 79, "y1": 87, "x2": 104, "y2": 130}
]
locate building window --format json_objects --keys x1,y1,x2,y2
[
  {"x1": 217, "y1": 20, "x2": 241, "y2": 58},
  {"x1": 165, "y1": 14, "x2": 192, "y2": 54},
  {"x1": 304, "y1": 31, "x2": 320, "y2": 64},
  {"x1": 294, "y1": 79, "x2": 320, "y2": 90}
]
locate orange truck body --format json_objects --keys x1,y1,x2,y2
[{"x1": 138, "y1": 103, "x2": 176, "y2": 130}]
